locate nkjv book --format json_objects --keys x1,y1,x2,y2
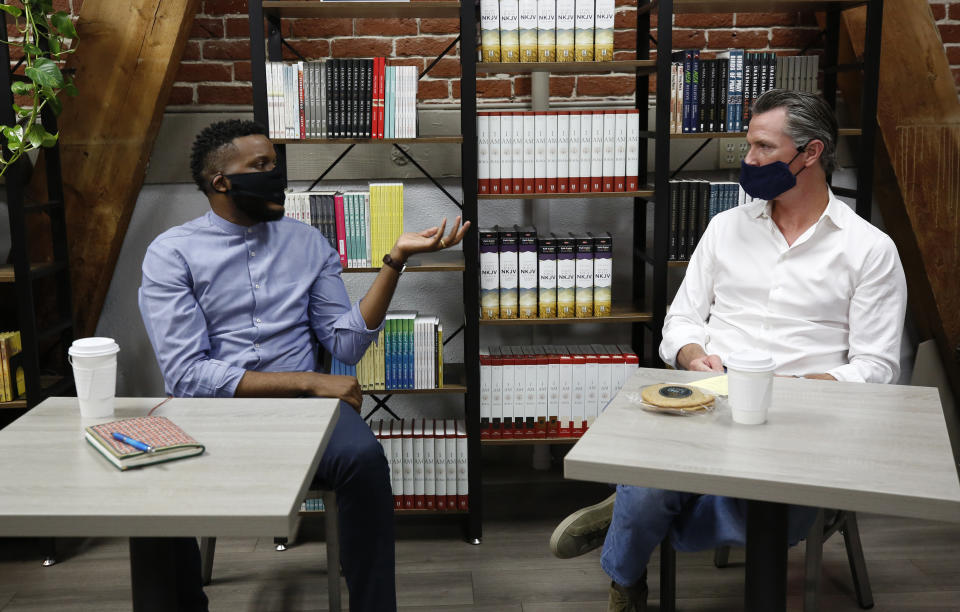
[{"x1": 85, "y1": 416, "x2": 205, "y2": 471}]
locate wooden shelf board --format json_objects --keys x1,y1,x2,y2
[
  {"x1": 300, "y1": 508, "x2": 467, "y2": 516},
  {"x1": 480, "y1": 308, "x2": 652, "y2": 325},
  {"x1": 342, "y1": 251, "x2": 464, "y2": 273},
  {"x1": 482, "y1": 436, "x2": 579, "y2": 446},
  {"x1": 669, "y1": 128, "x2": 861, "y2": 139},
  {"x1": 0, "y1": 399, "x2": 27, "y2": 410},
  {"x1": 477, "y1": 60, "x2": 656, "y2": 74},
  {"x1": 0, "y1": 263, "x2": 60, "y2": 283},
  {"x1": 674, "y1": 0, "x2": 866, "y2": 13},
  {"x1": 362, "y1": 363, "x2": 466, "y2": 395},
  {"x1": 275, "y1": 136, "x2": 462, "y2": 145},
  {"x1": 263, "y1": 1, "x2": 461, "y2": 19},
  {"x1": 478, "y1": 189, "x2": 654, "y2": 200},
  {"x1": 669, "y1": 260, "x2": 689, "y2": 267}
]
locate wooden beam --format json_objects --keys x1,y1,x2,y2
[
  {"x1": 826, "y1": 0, "x2": 960, "y2": 456},
  {"x1": 31, "y1": 0, "x2": 200, "y2": 337}
]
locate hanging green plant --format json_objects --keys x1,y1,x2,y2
[{"x1": 0, "y1": 0, "x2": 78, "y2": 177}]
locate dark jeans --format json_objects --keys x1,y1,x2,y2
[{"x1": 129, "y1": 403, "x2": 396, "y2": 612}]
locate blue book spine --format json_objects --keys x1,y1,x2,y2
[
  {"x1": 690, "y1": 49, "x2": 700, "y2": 134},
  {"x1": 709, "y1": 183, "x2": 719, "y2": 221},
  {"x1": 682, "y1": 50, "x2": 692, "y2": 134}
]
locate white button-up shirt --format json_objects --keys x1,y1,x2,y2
[{"x1": 660, "y1": 189, "x2": 907, "y2": 383}]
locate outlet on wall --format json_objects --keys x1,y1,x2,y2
[{"x1": 718, "y1": 137, "x2": 748, "y2": 169}]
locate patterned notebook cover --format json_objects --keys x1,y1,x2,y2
[{"x1": 88, "y1": 416, "x2": 200, "y2": 456}]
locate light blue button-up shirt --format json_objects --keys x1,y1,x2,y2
[{"x1": 138, "y1": 211, "x2": 382, "y2": 398}]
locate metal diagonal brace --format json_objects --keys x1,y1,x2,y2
[
  {"x1": 364, "y1": 394, "x2": 401, "y2": 422},
  {"x1": 670, "y1": 138, "x2": 713, "y2": 179},
  {"x1": 443, "y1": 324, "x2": 464, "y2": 346},
  {"x1": 281, "y1": 38, "x2": 307, "y2": 62},
  {"x1": 422, "y1": 35, "x2": 461, "y2": 79},
  {"x1": 306, "y1": 144, "x2": 356, "y2": 191},
  {"x1": 392, "y1": 144, "x2": 463, "y2": 210}
]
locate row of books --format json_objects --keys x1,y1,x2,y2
[
  {"x1": 670, "y1": 50, "x2": 820, "y2": 134},
  {"x1": 267, "y1": 59, "x2": 418, "y2": 140},
  {"x1": 668, "y1": 181, "x2": 755, "y2": 261},
  {"x1": 480, "y1": 0, "x2": 616, "y2": 63},
  {"x1": 283, "y1": 184, "x2": 404, "y2": 269},
  {"x1": 351, "y1": 313, "x2": 444, "y2": 391},
  {"x1": 0, "y1": 331, "x2": 24, "y2": 403},
  {"x1": 371, "y1": 419, "x2": 469, "y2": 511},
  {"x1": 479, "y1": 344, "x2": 639, "y2": 438},
  {"x1": 477, "y1": 110, "x2": 641, "y2": 195},
  {"x1": 481, "y1": 227, "x2": 612, "y2": 320}
]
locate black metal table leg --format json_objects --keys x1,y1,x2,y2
[{"x1": 745, "y1": 500, "x2": 788, "y2": 612}]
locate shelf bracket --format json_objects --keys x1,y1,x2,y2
[
  {"x1": 670, "y1": 138, "x2": 713, "y2": 179},
  {"x1": 422, "y1": 35, "x2": 461, "y2": 80},
  {"x1": 279, "y1": 37, "x2": 307, "y2": 62},
  {"x1": 305, "y1": 144, "x2": 356, "y2": 191},
  {"x1": 391, "y1": 144, "x2": 463, "y2": 210},
  {"x1": 443, "y1": 324, "x2": 464, "y2": 346}
]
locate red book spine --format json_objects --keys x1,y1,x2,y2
[
  {"x1": 478, "y1": 111, "x2": 490, "y2": 194},
  {"x1": 425, "y1": 420, "x2": 436, "y2": 509},
  {"x1": 298, "y1": 63, "x2": 306, "y2": 139},
  {"x1": 372, "y1": 57, "x2": 380, "y2": 139},
  {"x1": 502, "y1": 357, "x2": 515, "y2": 439},
  {"x1": 456, "y1": 426, "x2": 468, "y2": 510},
  {"x1": 627, "y1": 109, "x2": 639, "y2": 190},
  {"x1": 615, "y1": 110, "x2": 626, "y2": 192},
  {"x1": 568, "y1": 111, "x2": 579, "y2": 193},
  {"x1": 334, "y1": 194, "x2": 348, "y2": 267},
  {"x1": 445, "y1": 423, "x2": 457, "y2": 511}
]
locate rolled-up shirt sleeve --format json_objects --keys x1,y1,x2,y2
[
  {"x1": 659, "y1": 223, "x2": 717, "y2": 368},
  {"x1": 138, "y1": 243, "x2": 247, "y2": 398},
  {"x1": 308, "y1": 243, "x2": 384, "y2": 366},
  {"x1": 826, "y1": 234, "x2": 907, "y2": 384}
]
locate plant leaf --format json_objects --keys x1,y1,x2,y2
[
  {"x1": 45, "y1": 91, "x2": 62, "y2": 115},
  {"x1": 11, "y1": 81, "x2": 34, "y2": 95},
  {"x1": 29, "y1": 124, "x2": 57, "y2": 148},
  {"x1": 3, "y1": 125, "x2": 24, "y2": 148},
  {"x1": 48, "y1": 37, "x2": 61, "y2": 55},
  {"x1": 63, "y1": 81, "x2": 77, "y2": 97},
  {"x1": 24, "y1": 57, "x2": 64, "y2": 89},
  {"x1": 51, "y1": 12, "x2": 77, "y2": 39},
  {"x1": 0, "y1": 5, "x2": 23, "y2": 17},
  {"x1": 23, "y1": 43, "x2": 43, "y2": 56}
]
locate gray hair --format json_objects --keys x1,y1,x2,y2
[{"x1": 752, "y1": 89, "x2": 839, "y2": 175}]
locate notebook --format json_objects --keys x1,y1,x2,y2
[{"x1": 85, "y1": 416, "x2": 205, "y2": 471}]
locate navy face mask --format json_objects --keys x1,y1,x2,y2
[
  {"x1": 739, "y1": 146, "x2": 806, "y2": 201},
  {"x1": 222, "y1": 166, "x2": 287, "y2": 222}
]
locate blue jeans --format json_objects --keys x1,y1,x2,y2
[
  {"x1": 129, "y1": 403, "x2": 395, "y2": 612},
  {"x1": 600, "y1": 485, "x2": 819, "y2": 587}
]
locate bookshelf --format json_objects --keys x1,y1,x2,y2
[
  {"x1": 0, "y1": 14, "x2": 76, "y2": 416},
  {"x1": 246, "y1": 1, "x2": 481, "y2": 541},
  {"x1": 641, "y1": 0, "x2": 884, "y2": 359}
]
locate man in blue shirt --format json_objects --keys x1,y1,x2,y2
[{"x1": 135, "y1": 119, "x2": 468, "y2": 611}]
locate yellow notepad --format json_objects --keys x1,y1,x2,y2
[{"x1": 686, "y1": 375, "x2": 728, "y2": 396}]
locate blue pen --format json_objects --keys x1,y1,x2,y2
[{"x1": 112, "y1": 432, "x2": 155, "y2": 453}]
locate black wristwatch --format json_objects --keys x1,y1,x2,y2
[{"x1": 382, "y1": 253, "x2": 406, "y2": 275}]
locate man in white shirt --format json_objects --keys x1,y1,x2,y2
[{"x1": 549, "y1": 90, "x2": 908, "y2": 611}]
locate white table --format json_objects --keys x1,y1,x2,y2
[
  {"x1": 0, "y1": 397, "x2": 339, "y2": 606},
  {"x1": 564, "y1": 368, "x2": 960, "y2": 610}
]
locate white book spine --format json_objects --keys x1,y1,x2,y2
[
  {"x1": 557, "y1": 112, "x2": 569, "y2": 192},
  {"x1": 499, "y1": 0, "x2": 520, "y2": 62},
  {"x1": 559, "y1": 357, "x2": 572, "y2": 422},
  {"x1": 614, "y1": 110, "x2": 627, "y2": 191},
  {"x1": 511, "y1": 112, "x2": 524, "y2": 192},
  {"x1": 579, "y1": 112, "x2": 592, "y2": 191},
  {"x1": 568, "y1": 111, "x2": 580, "y2": 190},
  {"x1": 555, "y1": 0, "x2": 576, "y2": 62},
  {"x1": 445, "y1": 421, "x2": 457, "y2": 503},
  {"x1": 523, "y1": 113, "x2": 536, "y2": 194},
  {"x1": 413, "y1": 422, "x2": 425, "y2": 507},
  {"x1": 518, "y1": 0, "x2": 539, "y2": 62},
  {"x1": 423, "y1": 421, "x2": 435, "y2": 503},
  {"x1": 585, "y1": 357, "x2": 599, "y2": 420},
  {"x1": 546, "y1": 112, "x2": 558, "y2": 193},
  {"x1": 598, "y1": 357, "x2": 612, "y2": 411},
  {"x1": 524, "y1": 358, "x2": 537, "y2": 422},
  {"x1": 434, "y1": 422, "x2": 446, "y2": 502},
  {"x1": 626, "y1": 110, "x2": 640, "y2": 191},
  {"x1": 480, "y1": 0, "x2": 501, "y2": 62},
  {"x1": 572, "y1": 356, "x2": 586, "y2": 424},
  {"x1": 591, "y1": 112, "x2": 604, "y2": 191},
  {"x1": 402, "y1": 423, "x2": 414, "y2": 505},
  {"x1": 602, "y1": 111, "x2": 616, "y2": 192},
  {"x1": 391, "y1": 423, "x2": 403, "y2": 501},
  {"x1": 489, "y1": 113, "x2": 502, "y2": 194},
  {"x1": 537, "y1": 0, "x2": 556, "y2": 62},
  {"x1": 480, "y1": 354, "x2": 492, "y2": 422},
  {"x1": 478, "y1": 113, "x2": 490, "y2": 193},
  {"x1": 574, "y1": 0, "x2": 595, "y2": 61},
  {"x1": 594, "y1": 0, "x2": 614, "y2": 61},
  {"x1": 491, "y1": 358, "x2": 503, "y2": 423},
  {"x1": 548, "y1": 354, "x2": 560, "y2": 421},
  {"x1": 534, "y1": 112, "x2": 546, "y2": 193},
  {"x1": 456, "y1": 421, "x2": 468, "y2": 501},
  {"x1": 500, "y1": 113, "x2": 513, "y2": 193},
  {"x1": 536, "y1": 355, "x2": 549, "y2": 413},
  {"x1": 501, "y1": 357, "x2": 514, "y2": 423}
]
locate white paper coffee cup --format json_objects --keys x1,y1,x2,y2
[
  {"x1": 726, "y1": 350, "x2": 776, "y2": 425},
  {"x1": 68, "y1": 337, "x2": 120, "y2": 418}
]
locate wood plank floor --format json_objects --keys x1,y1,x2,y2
[{"x1": 1, "y1": 471, "x2": 959, "y2": 611}]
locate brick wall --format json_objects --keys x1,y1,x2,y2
[{"x1": 6, "y1": 1, "x2": 960, "y2": 104}]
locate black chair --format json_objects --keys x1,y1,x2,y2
[{"x1": 658, "y1": 508, "x2": 873, "y2": 611}]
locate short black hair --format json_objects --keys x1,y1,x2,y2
[
  {"x1": 752, "y1": 90, "x2": 839, "y2": 174},
  {"x1": 190, "y1": 119, "x2": 268, "y2": 193}
]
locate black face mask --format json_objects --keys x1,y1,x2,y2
[{"x1": 222, "y1": 166, "x2": 287, "y2": 223}]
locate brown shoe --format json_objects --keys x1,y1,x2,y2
[
  {"x1": 607, "y1": 577, "x2": 648, "y2": 612},
  {"x1": 549, "y1": 493, "x2": 616, "y2": 559}
]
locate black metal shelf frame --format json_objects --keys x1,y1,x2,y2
[
  {"x1": 0, "y1": 13, "x2": 76, "y2": 411},
  {"x1": 246, "y1": 0, "x2": 482, "y2": 542}
]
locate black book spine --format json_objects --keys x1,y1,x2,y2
[
  {"x1": 678, "y1": 181, "x2": 689, "y2": 260},
  {"x1": 706, "y1": 60, "x2": 716, "y2": 133},
  {"x1": 351, "y1": 59, "x2": 358, "y2": 137},
  {"x1": 718, "y1": 58, "x2": 728, "y2": 133},
  {"x1": 697, "y1": 59, "x2": 707, "y2": 133},
  {"x1": 669, "y1": 181, "x2": 679, "y2": 260},
  {"x1": 697, "y1": 181, "x2": 709, "y2": 249},
  {"x1": 332, "y1": 59, "x2": 340, "y2": 138},
  {"x1": 366, "y1": 58, "x2": 373, "y2": 138},
  {"x1": 685, "y1": 181, "x2": 697, "y2": 260}
]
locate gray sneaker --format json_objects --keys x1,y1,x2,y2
[
  {"x1": 607, "y1": 577, "x2": 648, "y2": 612},
  {"x1": 549, "y1": 493, "x2": 616, "y2": 559}
]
